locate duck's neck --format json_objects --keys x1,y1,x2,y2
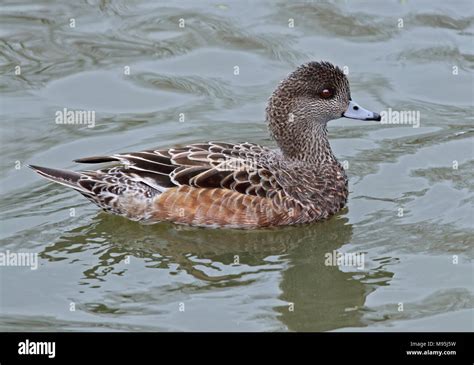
[{"x1": 266, "y1": 102, "x2": 338, "y2": 165}]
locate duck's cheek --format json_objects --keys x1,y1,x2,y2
[
  {"x1": 328, "y1": 104, "x2": 347, "y2": 121},
  {"x1": 326, "y1": 99, "x2": 346, "y2": 119}
]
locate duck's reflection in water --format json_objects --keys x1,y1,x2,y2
[{"x1": 40, "y1": 211, "x2": 377, "y2": 331}]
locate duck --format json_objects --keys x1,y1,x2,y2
[{"x1": 29, "y1": 61, "x2": 381, "y2": 229}]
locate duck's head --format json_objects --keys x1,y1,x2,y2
[{"x1": 266, "y1": 61, "x2": 381, "y2": 162}]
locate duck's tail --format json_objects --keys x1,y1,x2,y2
[
  {"x1": 27, "y1": 165, "x2": 91, "y2": 194},
  {"x1": 28, "y1": 164, "x2": 161, "y2": 222}
]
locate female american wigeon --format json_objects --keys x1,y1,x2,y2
[{"x1": 30, "y1": 61, "x2": 380, "y2": 228}]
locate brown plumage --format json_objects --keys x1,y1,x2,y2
[{"x1": 29, "y1": 61, "x2": 381, "y2": 228}]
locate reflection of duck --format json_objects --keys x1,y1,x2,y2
[
  {"x1": 276, "y1": 221, "x2": 367, "y2": 331},
  {"x1": 30, "y1": 62, "x2": 380, "y2": 228},
  {"x1": 39, "y1": 211, "x2": 379, "y2": 331}
]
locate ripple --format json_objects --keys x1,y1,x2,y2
[
  {"x1": 360, "y1": 288, "x2": 474, "y2": 325},
  {"x1": 413, "y1": 13, "x2": 474, "y2": 31},
  {"x1": 279, "y1": 2, "x2": 397, "y2": 41}
]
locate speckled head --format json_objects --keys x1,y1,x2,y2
[{"x1": 266, "y1": 61, "x2": 380, "y2": 163}]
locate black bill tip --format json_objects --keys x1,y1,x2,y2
[{"x1": 367, "y1": 113, "x2": 381, "y2": 122}]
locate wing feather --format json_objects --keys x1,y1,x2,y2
[{"x1": 74, "y1": 142, "x2": 282, "y2": 197}]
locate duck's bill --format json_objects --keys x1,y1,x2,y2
[{"x1": 343, "y1": 100, "x2": 381, "y2": 121}]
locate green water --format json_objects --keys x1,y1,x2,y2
[{"x1": 0, "y1": 0, "x2": 473, "y2": 331}]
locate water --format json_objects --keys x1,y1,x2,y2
[{"x1": 0, "y1": 0, "x2": 473, "y2": 331}]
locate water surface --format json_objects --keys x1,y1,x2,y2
[{"x1": 0, "y1": 0, "x2": 473, "y2": 331}]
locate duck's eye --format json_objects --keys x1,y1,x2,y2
[{"x1": 319, "y1": 88, "x2": 333, "y2": 99}]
